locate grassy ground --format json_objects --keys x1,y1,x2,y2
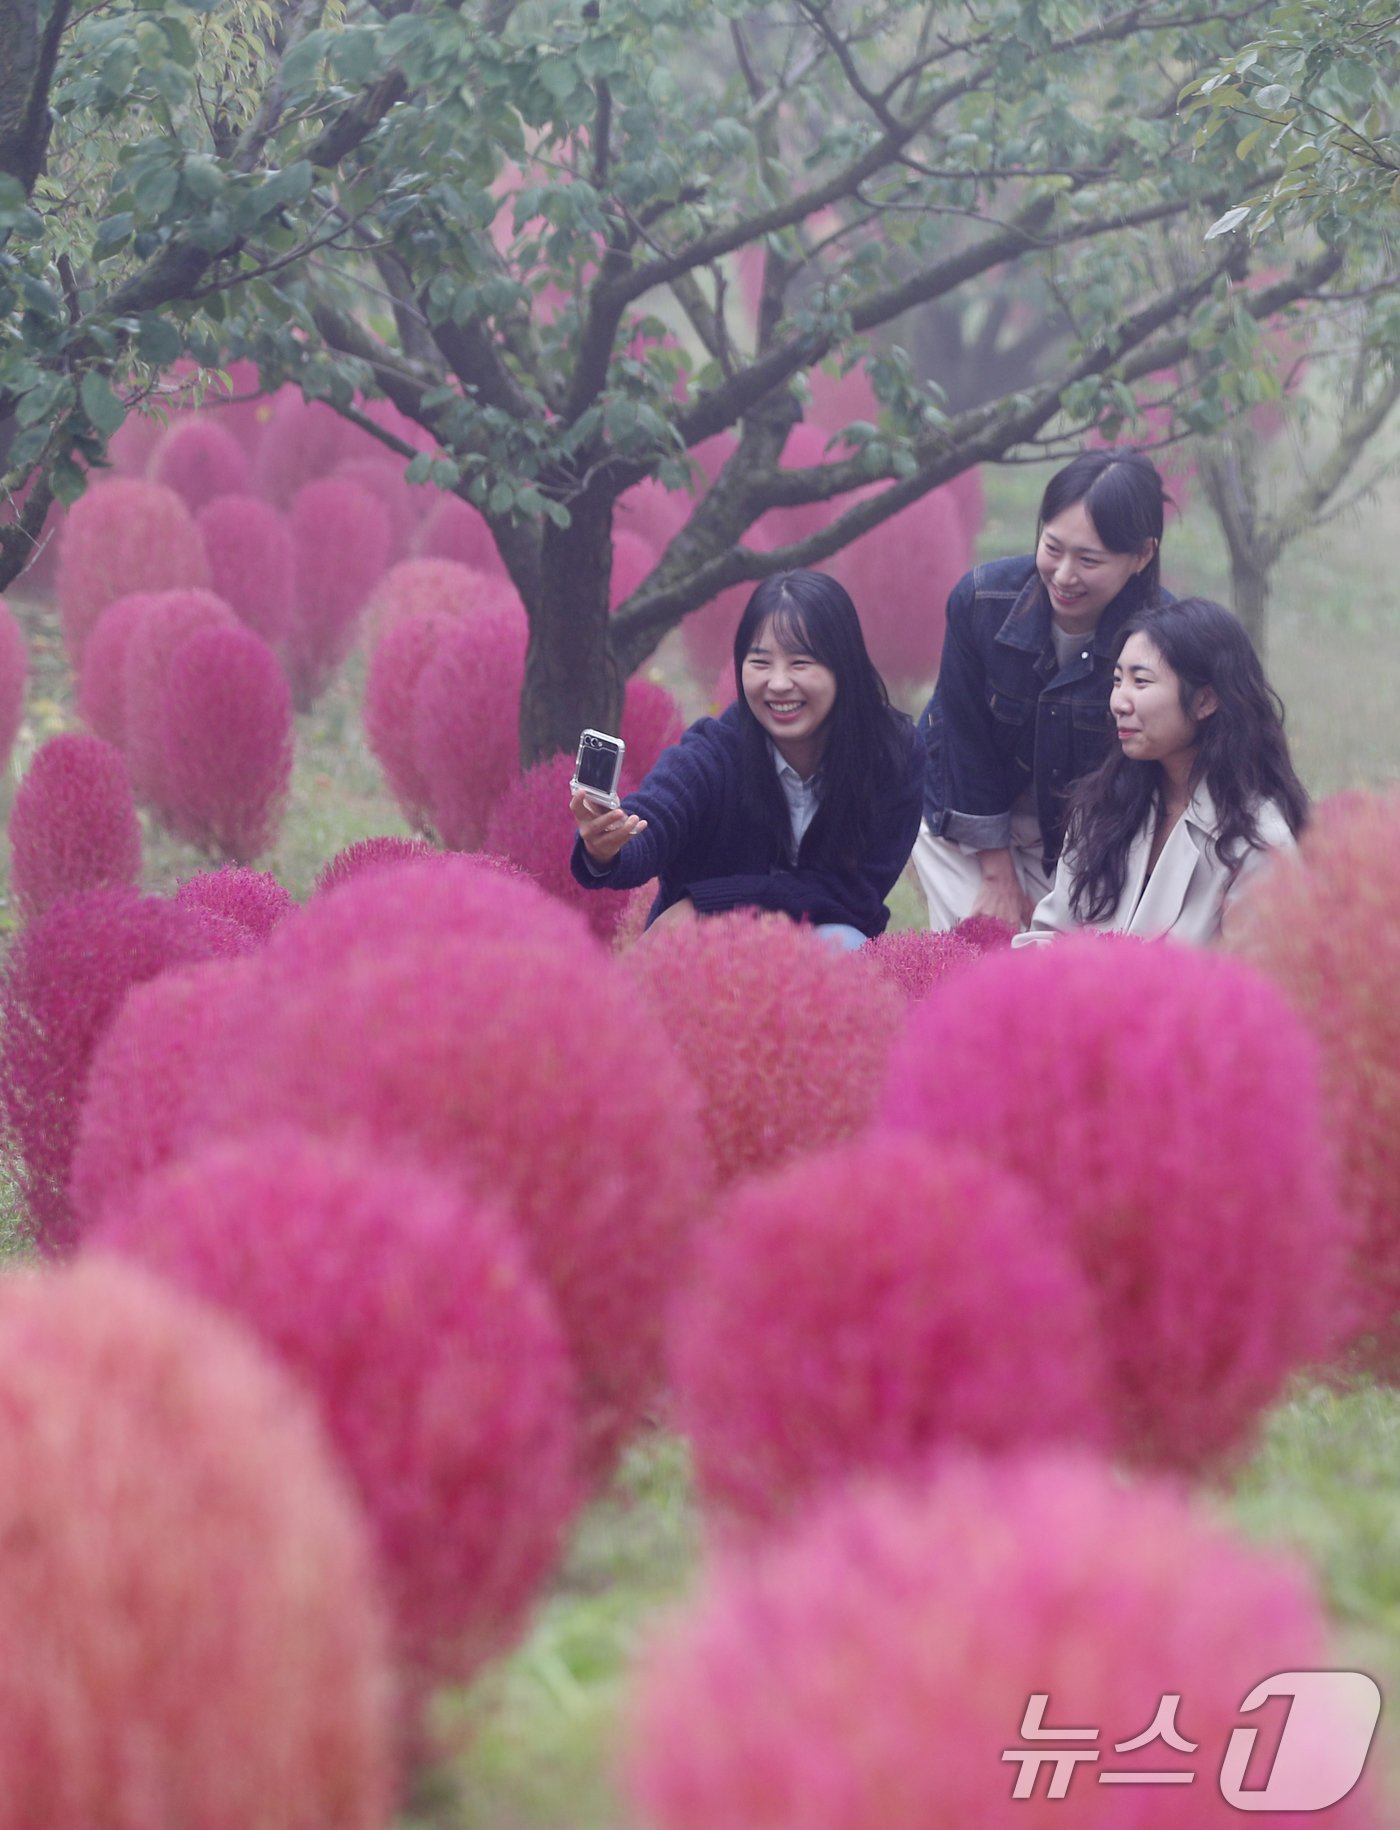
[{"x1": 2, "y1": 444, "x2": 1399, "y2": 1825}]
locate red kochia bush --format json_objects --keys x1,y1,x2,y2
[
  {"x1": 619, "y1": 676, "x2": 684, "y2": 792},
  {"x1": 121, "y1": 588, "x2": 238, "y2": 812},
  {"x1": 672, "y1": 1134, "x2": 1107, "y2": 1536},
  {"x1": 365, "y1": 557, "x2": 517, "y2": 641},
  {"x1": 8, "y1": 734, "x2": 142, "y2": 923},
  {"x1": 411, "y1": 604, "x2": 528, "y2": 849},
  {"x1": 0, "y1": 598, "x2": 27, "y2": 771},
  {"x1": 880, "y1": 937, "x2": 1352, "y2": 1472},
  {"x1": 626, "y1": 912, "x2": 906, "y2": 1186},
  {"x1": 0, "y1": 1258, "x2": 395, "y2": 1830},
  {"x1": 860, "y1": 926, "x2": 977, "y2": 1001},
  {"x1": 364, "y1": 610, "x2": 457, "y2": 831},
  {"x1": 161, "y1": 625, "x2": 294, "y2": 860},
  {"x1": 56, "y1": 479, "x2": 209, "y2": 665},
  {"x1": 314, "y1": 836, "x2": 445, "y2": 896},
  {"x1": 625, "y1": 1453, "x2": 1376, "y2": 1830},
  {"x1": 484, "y1": 755, "x2": 623, "y2": 943},
  {"x1": 68, "y1": 959, "x2": 259, "y2": 1232},
  {"x1": 77, "y1": 592, "x2": 162, "y2": 748},
  {"x1": 149, "y1": 417, "x2": 252, "y2": 511},
  {"x1": 196, "y1": 495, "x2": 295, "y2": 647},
  {"x1": 94, "y1": 1132, "x2": 583, "y2": 1692},
  {"x1": 286, "y1": 478, "x2": 391, "y2": 709},
  {"x1": 177, "y1": 916, "x2": 711, "y2": 1476},
  {"x1": 0, "y1": 887, "x2": 231, "y2": 1249},
  {"x1": 175, "y1": 867, "x2": 295, "y2": 942},
  {"x1": 1228, "y1": 789, "x2": 1400, "y2": 1369}
]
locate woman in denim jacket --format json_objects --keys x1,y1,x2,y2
[{"x1": 914, "y1": 450, "x2": 1168, "y2": 931}]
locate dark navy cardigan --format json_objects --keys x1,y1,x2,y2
[{"x1": 570, "y1": 702, "x2": 923, "y2": 937}]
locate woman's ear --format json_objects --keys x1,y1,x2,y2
[
  {"x1": 1193, "y1": 685, "x2": 1219, "y2": 721},
  {"x1": 1133, "y1": 537, "x2": 1159, "y2": 575}
]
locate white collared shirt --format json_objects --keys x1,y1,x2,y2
[{"x1": 771, "y1": 742, "x2": 821, "y2": 863}]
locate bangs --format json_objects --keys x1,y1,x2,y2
[{"x1": 749, "y1": 599, "x2": 819, "y2": 662}]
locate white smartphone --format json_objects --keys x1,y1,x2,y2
[{"x1": 571, "y1": 728, "x2": 626, "y2": 810}]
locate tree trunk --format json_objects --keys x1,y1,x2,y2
[
  {"x1": 520, "y1": 487, "x2": 623, "y2": 765},
  {"x1": 1227, "y1": 546, "x2": 1271, "y2": 658}
]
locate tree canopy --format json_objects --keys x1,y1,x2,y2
[{"x1": 2, "y1": 0, "x2": 1394, "y2": 752}]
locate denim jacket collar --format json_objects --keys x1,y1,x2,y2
[{"x1": 995, "y1": 571, "x2": 1133, "y2": 685}]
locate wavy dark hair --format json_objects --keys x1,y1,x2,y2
[
  {"x1": 1067, "y1": 596, "x2": 1309, "y2": 922},
  {"x1": 1039, "y1": 448, "x2": 1168, "y2": 598},
  {"x1": 732, "y1": 570, "x2": 913, "y2": 873}
]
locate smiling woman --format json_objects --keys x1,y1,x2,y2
[{"x1": 569, "y1": 571, "x2": 923, "y2": 945}]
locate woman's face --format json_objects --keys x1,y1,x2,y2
[
  {"x1": 1036, "y1": 499, "x2": 1156, "y2": 632},
  {"x1": 741, "y1": 619, "x2": 838, "y2": 774},
  {"x1": 1110, "y1": 632, "x2": 1215, "y2": 783}
]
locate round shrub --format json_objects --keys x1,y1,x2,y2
[
  {"x1": 149, "y1": 417, "x2": 252, "y2": 512},
  {"x1": 860, "y1": 926, "x2": 977, "y2": 1001},
  {"x1": 673, "y1": 1133, "x2": 1107, "y2": 1535},
  {"x1": 880, "y1": 936, "x2": 1353, "y2": 1472},
  {"x1": 175, "y1": 866, "x2": 295, "y2": 942},
  {"x1": 364, "y1": 610, "x2": 457, "y2": 830},
  {"x1": 160, "y1": 625, "x2": 294, "y2": 860},
  {"x1": 121, "y1": 588, "x2": 238, "y2": 812},
  {"x1": 0, "y1": 597, "x2": 27, "y2": 772},
  {"x1": 56, "y1": 479, "x2": 209, "y2": 666},
  {"x1": 195, "y1": 495, "x2": 295, "y2": 648},
  {"x1": 626, "y1": 911, "x2": 906, "y2": 1186},
  {"x1": 0, "y1": 886, "x2": 232, "y2": 1249},
  {"x1": 177, "y1": 921, "x2": 712, "y2": 1476},
  {"x1": 411, "y1": 603, "x2": 527, "y2": 850},
  {"x1": 412, "y1": 493, "x2": 506, "y2": 574},
  {"x1": 484, "y1": 755, "x2": 622, "y2": 943},
  {"x1": 9, "y1": 734, "x2": 142, "y2": 924},
  {"x1": 619, "y1": 676, "x2": 683, "y2": 791},
  {"x1": 828, "y1": 483, "x2": 970, "y2": 692},
  {"x1": 68, "y1": 958, "x2": 259, "y2": 1233},
  {"x1": 314, "y1": 836, "x2": 445, "y2": 896},
  {"x1": 252, "y1": 393, "x2": 357, "y2": 501},
  {"x1": 333, "y1": 457, "x2": 419, "y2": 563},
  {"x1": 286, "y1": 478, "x2": 391, "y2": 709},
  {"x1": 77, "y1": 591, "x2": 163, "y2": 748},
  {"x1": 0, "y1": 1257, "x2": 395, "y2": 1830},
  {"x1": 1227, "y1": 788, "x2": 1400, "y2": 1368},
  {"x1": 93, "y1": 1130, "x2": 583, "y2": 1691},
  {"x1": 625, "y1": 1453, "x2": 1376, "y2": 1830},
  {"x1": 365, "y1": 556, "x2": 518, "y2": 640}
]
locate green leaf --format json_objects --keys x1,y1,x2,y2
[
  {"x1": 136, "y1": 313, "x2": 183, "y2": 363},
  {"x1": 281, "y1": 30, "x2": 332, "y2": 95},
  {"x1": 80, "y1": 371, "x2": 128, "y2": 437},
  {"x1": 93, "y1": 211, "x2": 136, "y2": 254},
  {"x1": 49, "y1": 456, "x2": 89, "y2": 506},
  {"x1": 133, "y1": 162, "x2": 179, "y2": 216},
  {"x1": 1254, "y1": 83, "x2": 1291, "y2": 110},
  {"x1": 1204, "y1": 204, "x2": 1251, "y2": 241}
]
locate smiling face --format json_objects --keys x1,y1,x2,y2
[
  {"x1": 741, "y1": 618, "x2": 838, "y2": 778},
  {"x1": 1111, "y1": 631, "x2": 1216, "y2": 789},
  {"x1": 1036, "y1": 500, "x2": 1156, "y2": 634}
]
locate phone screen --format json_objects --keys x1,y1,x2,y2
[{"x1": 576, "y1": 740, "x2": 622, "y2": 793}]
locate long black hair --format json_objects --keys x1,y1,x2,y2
[
  {"x1": 1067, "y1": 596, "x2": 1309, "y2": 922},
  {"x1": 1039, "y1": 448, "x2": 1168, "y2": 599},
  {"x1": 732, "y1": 570, "x2": 913, "y2": 872}
]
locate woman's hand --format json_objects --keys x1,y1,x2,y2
[
  {"x1": 571, "y1": 788, "x2": 648, "y2": 866},
  {"x1": 970, "y1": 848, "x2": 1035, "y2": 930}
]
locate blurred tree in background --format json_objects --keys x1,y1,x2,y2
[{"x1": 1, "y1": 0, "x2": 1394, "y2": 754}]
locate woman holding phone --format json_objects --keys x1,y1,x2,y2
[
  {"x1": 570, "y1": 569, "x2": 923, "y2": 946},
  {"x1": 1014, "y1": 596, "x2": 1307, "y2": 945}
]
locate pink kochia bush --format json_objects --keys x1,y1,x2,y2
[
  {"x1": 93, "y1": 1131, "x2": 583, "y2": 1694},
  {"x1": 175, "y1": 878, "x2": 711, "y2": 1476},
  {"x1": 364, "y1": 610, "x2": 458, "y2": 831},
  {"x1": 0, "y1": 598, "x2": 27, "y2": 771},
  {"x1": 625, "y1": 1453, "x2": 1377, "y2": 1830},
  {"x1": 148, "y1": 416, "x2": 253, "y2": 511},
  {"x1": 120, "y1": 588, "x2": 238, "y2": 812},
  {"x1": 56, "y1": 478, "x2": 209, "y2": 665},
  {"x1": 314, "y1": 836, "x2": 445, "y2": 896},
  {"x1": 195, "y1": 495, "x2": 295, "y2": 647},
  {"x1": 626, "y1": 912, "x2": 906, "y2": 1186},
  {"x1": 0, "y1": 1259, "x2": 395, "y2": 1830},
  {"x1": 619, "y1": 676, "x2": 684, "y2": 791},
  {"x1": 672, "y1": 1134, "x2": 1107, "y2": 1537},
  {"x1": 8, "y1": 734, "x2": 142, "y2": 923},
  {"x1": 76, "y1": 590, "x2": 162, "y2": 748},
  {"x1": 286, "y1": 478, "x2": 391, "y2": 708},
  {"x1": 485, "y1": 755, "x2": 623, "y2": 943},
  {"x1": 175, "y1": 866, "x2": 295, "y2": 943},
  {"x1": 0, "y1": 886, "x2": 233, "y2": 1249},
  {"x1": 411, "y1": 604, "x2": 528, "y2": 849},
  {"x1": 1228, "y1": 790, "x2": 1400, "y2": 1370},
  {"x1": 68, "y1": 959, "x2": 259, "y2": 1233},
  {"x1": 880, "y1": 937, "x2": 1353, "y2": 1472},
  {"x1": 161, "y1": 625, "x2": 295, "y2": 860}
]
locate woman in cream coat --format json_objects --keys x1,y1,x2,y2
[{"x1": 1016, "y1": 597, "x2": 1307, "y2": 947}]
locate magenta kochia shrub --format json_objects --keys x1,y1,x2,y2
[
  {"x1": 365, "y1": 556, "x2": 517, "y2": 641},
  {"x1": 286, "y1": 478, "x2": 391, "y2": 709},
  {"x1": 624, "y1": 1453, "x2": 1376, "y2": 1830},
  {"x1": 196, "y1": 494, "x2": 295, "y2": 648},
  {"x1": 77, "y1": 592, "x2": 159, "y2": 748},
  {"x1": 177, "y1": 914, "x2": 711, "y2": 1477},
  {"x1": 0, "y1": 886, "x2": 232, "y2": 1249},
  {"x1": 120, "y1": 588, "x2": 238, "y2": 813},
  {"x1": 619, "y1": 676, "x2": 683, "y2": 791},
  {"x1": 175, "y1": 866, "x2": 296, "y2": 943},
  {"x1": 148, "y1": 416, "x2": 253, "y2": 512},
  {"x1": 0, "y1": 599, "x2": 27, "y2": 772},
  {"x1": 1228, "y1": 790, "x2": 1400, "y2": 1371},
  {"x1": 0, "y1": 1258, "x2": 395, "y2": 1830},
  {"x1": 314, "y1": 836, "x2": 443, "y2": 896},
  {"x1": 94, "y1": 1130, "x2": 583, "y2": 1693},
  {"x1": 68, "y1": 959, "x2": 259, "y2": 1234},
  {"x1": 672, "y1": 1134, "x2": 1107, "y2": 1537},
  {"x1": 485, "y1": 755, "x2": 622, "y2": 944},
  {"x1": 626, "y1": 912, "x2": 906, "y2": 1187},
  {"x1": 411, "y1": 603, "x2": 528, "y2": 849},
  {"x1": 8, "y1": 734, "x2": 142, "y2": 924},
  {"x1": 880, "y1": 937, "x2": 1352, "y2": 1472},
  {"x1": 364, "y1": 610, "x2": 457, "y2": 831},
  {"x1": 860, "y1": 926, "x2": 977, "y2": 1001},
  {"x1": 161, "y1": 625, "x2": 294, "y2": 860},
  {"x1": 55, "y1": 479, "x2": 209, "y2": 665}
]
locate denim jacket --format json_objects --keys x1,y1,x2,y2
[{"x1": 917, "y1": 555, "x2": 1162, "y2": 868}]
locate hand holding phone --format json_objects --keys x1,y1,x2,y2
[{"x1": 570, "y1": 728, "x2": 626, "y2": 810}]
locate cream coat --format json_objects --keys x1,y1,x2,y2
[{"x1": 1013, "y1": 784, "x2": 1298, "y2": 948}]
